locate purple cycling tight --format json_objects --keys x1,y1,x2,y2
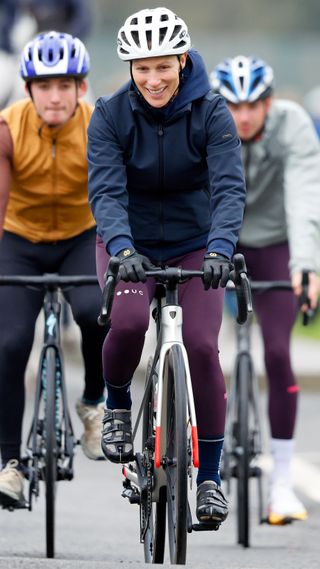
[
  {"x1": 96, "y1": 237, "x2": 226, "y2": 439},
  {"x1": 238, "y1": 242, "x2": 298, "y2": 439}
]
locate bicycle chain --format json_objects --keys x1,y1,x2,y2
[{"x1": 140, "y1": 448, "x2": 153, "y2": 542}]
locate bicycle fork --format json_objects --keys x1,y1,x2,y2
[{"x1": 154, "y1": 304, "x2": 199, "y2": 469}]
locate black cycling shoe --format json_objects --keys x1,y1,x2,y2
[
  {"x1": 196, "y1": 481, "x2": 229, "y2": 523},
  {"x1": 101, "y1": 409, "x2": 134, "y2": 463}
]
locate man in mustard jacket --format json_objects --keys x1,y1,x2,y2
[{"x1": 0, "y1": 31, "x2": 106, "y2": 507}]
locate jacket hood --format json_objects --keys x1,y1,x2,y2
[{"x1": 172, "y1": 48, "x2": 211, "y2": 110}]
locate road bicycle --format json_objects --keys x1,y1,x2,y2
[
  {"x1": 223, "y1": 274, "x2": 314, "y2": 548},
  {"x1": 0, "y1": 273, "x2": 98, "y2": 558},
  {"x1": 98, "y1": 253, "x2": 251, "y2": 565}
]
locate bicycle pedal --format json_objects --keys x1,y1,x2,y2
[
  {"x1": 191, "y1": 522, "x2": 221, "y2": 532},
  {"x1": 121, "y1": 486, "x2": 140, "y2": 504}
]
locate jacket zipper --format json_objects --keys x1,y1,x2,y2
[
  {"x1": 158, "y1": 124, "x2": 164, "y2": 241},
  {"x1": 52, "y1": 138, "x2": 58, "y2": 232}
]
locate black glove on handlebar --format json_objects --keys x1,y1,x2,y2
[
  {"x1": 202, "y1": 252, "x2": 233, "y2": 290},
  {"x1": 117, "y1": 248, "x2": 155, "y2": 283}
]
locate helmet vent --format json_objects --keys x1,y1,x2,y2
[
  {"x1": 169, "y1": 25, "x2": 182, "y2": 42},
  {"x1": 161, "y1": 14, "x2": 169, "y2": 21},
  {"x1": 132, "y1": 30, "x2": 141, "y2": 48},
  {"x1": 222, "y1": 79, "x2": 234, "y2": 92},
  {"x1": 159, "y1": 27, "x2": 167, "y2": 44},
  {"x1": 146, "y1": 16, "x2": 152, "y2": 23},
  {"x1": 121, "y1": 31, "x2": 129, "y2": 45},
  {"x1": 251, "y1": 76, "x2": 262, "y2": 91},
  {"x1": 146, "y1": 30, "x2": 151, "y2": 48},
  {"x1": 130, "y1": 17, "x2": 138, "y2": 25},
  {"x1": 175, "y1": 40, "x2": 187, "y2": 49}
]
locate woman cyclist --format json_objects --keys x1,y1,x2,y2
[
  {"x1": 88, "y1": 7, "x2": 246, "y2": 525},
  {"x1": 211, "y1": 55, "x2": 320, "y2": 524},
  {"x1": 88, "y1": 8, "x2": 245, "y2": 522}
]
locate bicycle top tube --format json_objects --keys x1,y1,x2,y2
[{"x1": 0, "y1": 274, "x2": 98, "y2": 290}]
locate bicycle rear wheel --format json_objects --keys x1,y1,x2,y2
[
  {"x1": 165, "y1": 345, "x2": 188, "y2": 565},
  {"x1": 43, "y1": 347, "x2": 58, "y2": 558},
  {"x1": 236, "y1": 353, "x2": 251, "y2": 547},
  {"x1": 142, "y1": 358, "x2": 166, "y2": 564}
]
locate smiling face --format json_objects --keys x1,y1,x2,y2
[
  {"x1": 27, "y1": 77, "x2": 87, "y2": 127},
  {"x1": 131, "y1": 54, "x2": 187, "y2": 108},
  {"x1": 227, "y1": 98, "x2": 272, "y2": 141}
]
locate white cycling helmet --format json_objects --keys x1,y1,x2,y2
[
  {"x1": 211, "y1": 55, "x2": 274, "y2": 104},
  {"x1": 117, "y1": 7, "x2": 191, "y2": 61}
]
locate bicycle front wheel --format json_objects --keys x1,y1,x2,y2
[
  {"x1": 165, "y1": 345, "x2": 188, "y2": 565},
  {"x1": 236, "y1": 353, "x2": 251, "y2": 547},
  {"x1": 142, "y1": 357, "x2": 166, "y2": 564},
  {"x1": 43, "y1": 347, "x2": 58, "y2": 558}
]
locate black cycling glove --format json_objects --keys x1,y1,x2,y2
[
  {"x1": 117, "y1": 248, "x2": 155, "y2": 283},
  {"x1": 202, "y1": 252, "x2": 233, "y2": 290}
]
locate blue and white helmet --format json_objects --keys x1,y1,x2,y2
[
  {"x1": 210, "y1": 55, "x2": 274, "y2": 103},
  {"x1": 20, "y1": 31, "x2": 90, "y2": 81}
]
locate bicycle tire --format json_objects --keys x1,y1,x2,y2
[
  {"x1": 236, "y1": 353, "x2": 251, "y2": 547},
  {"x1": 142, "y1": 357, "x2": 166, "y2": 564},
  {"x1": 165, "y1": 345, "x2": 188, "y2": 565},
  {"x1": 44, "y1": 347, "x2": 58, "y2": 558}
]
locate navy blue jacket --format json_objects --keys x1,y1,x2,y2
[{"x1": 87, "y1": 49, "x2": 246, "y2": 262}]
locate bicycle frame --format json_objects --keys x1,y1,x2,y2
[
  {"x1": 224, "y1": 316, "x2": 263, "y2": 470},
  {"x1": 99, "y1": 255, "x2": 251, "y2": 564},
  {"x1": 123, "y1": 286, "x2": 198, "y2": 503},
  {"x1": 26, "y1": 285, "x2": 75, "y2": 501},
  {"x1": 223, "y1": 275, "x2": 313, "y2": 547},
  {"x1": 0, "y1": 273, "x2": 98, "y2": 558}
]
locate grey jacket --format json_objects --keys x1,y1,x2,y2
[{"x1": 239, "y1": 99, "x2": 320, "y2": 274}]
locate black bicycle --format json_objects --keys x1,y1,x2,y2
[
  {"x1": 0, "y1": 273, "x2": 98, "y2": 558},
  {"x1": 98, "y1": 254, "x2": 251, "y2": 565},
  {"x1": 223, "y1": 273, "x2": 314, "y2": 548}
]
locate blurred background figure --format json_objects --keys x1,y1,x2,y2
[
  {"x1": 0, "y1": 0, "x2": 36, "y2": 108},
  {"x1": 211, "y1": 54, "x2": 320, "y2": 526},
  {"x1": 303, "y1": 85, "x2": 320, "y2": 138},
  {"x1": 0, "y1": 0, "x2": 92, "y2": 108},
  {"x1": 25, "y1": 0, "x2": 91, "y2": 39}
]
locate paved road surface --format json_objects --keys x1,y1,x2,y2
[{"x1": 0, "y1": 315, "x2": 319, "y2": 568}]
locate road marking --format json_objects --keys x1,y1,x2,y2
[{"x1": 258, "y1": 454, "x2": 320, "y2": 502}]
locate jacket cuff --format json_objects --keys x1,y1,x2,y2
[{"x1": 107, "y1": 236, "x2": 134, "y2": 256}]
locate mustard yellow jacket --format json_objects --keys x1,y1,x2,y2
[{"x1": 0, "y1": 98, "x2": 95, "y2": 242}]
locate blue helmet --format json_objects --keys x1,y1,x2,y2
[
  {"x1": 210, "y1": 55, "x2": 274, "y2": 103},
  {"x1": 20, "y1": 31, "x2": 90, "y2": 81}
]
